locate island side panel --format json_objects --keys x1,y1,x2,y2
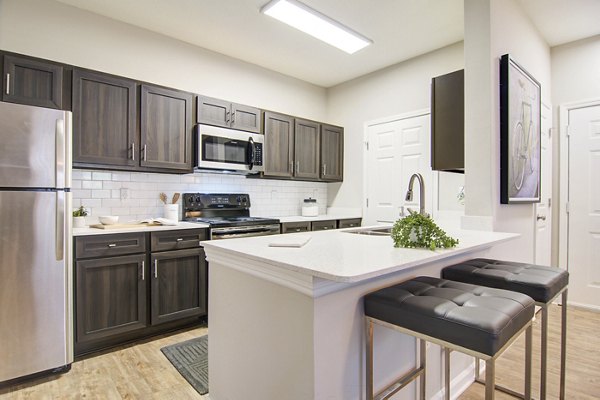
[{"x1": 208, "y1": 261, "x2": 316, "y2": 400}]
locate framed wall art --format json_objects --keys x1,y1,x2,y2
[{"x1": 500, "y1": 54, "x2": 541, "y2": 204}]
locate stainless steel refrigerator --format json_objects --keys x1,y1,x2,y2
[{"x1": 0, "y1": 101, "x2": 73, "y2": 383}]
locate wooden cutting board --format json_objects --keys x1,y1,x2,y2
[{"x1": 89, "y1": 222, "x2": 162, "y2": 229}]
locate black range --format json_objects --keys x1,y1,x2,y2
[{"x1": 183, "y1": 193, "x2": 280, "y2": 239}]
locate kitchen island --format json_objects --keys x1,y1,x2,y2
[{"x1": 202, "y1": 227, "x2": 518, "y2": 400}]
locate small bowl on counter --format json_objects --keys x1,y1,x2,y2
[{"x1": 98, "y1": 216, "x2": 119, "y2": 225}]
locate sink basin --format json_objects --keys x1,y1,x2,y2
[{"x1": 344, "y1": 227, "x2": 392, "y2": 236}]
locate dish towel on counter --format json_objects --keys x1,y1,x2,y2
[{"x1": 268, "y1": 234, "x2": 312, "y2": 248}]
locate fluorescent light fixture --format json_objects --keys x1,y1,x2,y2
[{"x1": 261, "y1": 0, "x2": 372, "y2": 54}]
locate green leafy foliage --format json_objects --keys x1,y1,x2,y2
[
  {"x1": 73, "y1": 206, "x2": 88, "y2": 217},
  {"x1": 391, "y1": 211, "x2": 459, "y2": 250}
]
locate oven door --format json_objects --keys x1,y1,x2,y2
[
  {"x1": 210, "y1": 224, "x2": 280, "y2": 240},
  {"x1": 196, "y1": 124, "x2": 264, "y2": 173}
]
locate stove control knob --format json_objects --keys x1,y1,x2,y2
[
  {"x1": 195, "y1": 196, "x2": 201, "y2": 203},
  {"x1": 236, "y1": 196, "x2": 241, "y2": 203},
  {"x1": 242, "y1": 197, "x2": 248, "y2": 203}
]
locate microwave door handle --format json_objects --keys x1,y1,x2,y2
[{"x1": 247, "y1": 137, "x2": 255, "y2": 170}]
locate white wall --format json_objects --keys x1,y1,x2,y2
[
  {"x1": 326, "y1": 42, "x2": 464, "y2": 209},
  {"x1": 550, "y1": 35, "x2": 600, "y2": 265},
  {"x1": 0, "y1": 0, "x2": 326, "y2": 120},
  {"x1": 463, "y1": 0, "x2": 551, "y2": 262}
]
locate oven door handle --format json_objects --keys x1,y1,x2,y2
[
  {"x1": 210, "y1": 225, "x2": 279, "y2": 239},
  {"x1": 247, "y1": 137, "x2": 255, "y2": 171}
]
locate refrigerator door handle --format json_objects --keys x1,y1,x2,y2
[
  {"x1": 55, "y1": 118, "x2": 65, "y2": 189},
  {"x1": 56, "y1": 191, "x2": 65, "y2": 261}
]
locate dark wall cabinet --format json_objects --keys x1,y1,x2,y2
[
  {"x1": 263, "y1": 113, "x2": 344, "y2": 182},
  {"x1": 2, "y1": 53, "x2": 65, "y2": 109},
  {"x1": 72, "y1": 69, "x2": 194, "y2": 173},
  {"x1": 197, "y1": 95, "x2": 262, "y2": 133},
  {"x1": 431, "y1": 69, "x2": 464, "y2": 172},
  {"x1": 74, "y1": 229, "x2": 208, "y2": 356},
  {"x1": 141, "y1": 85, "x2": 193, "y2": 171},
  {"x1": 72, "y1": 69, "x2": 137, "y2": 167},
  {"x1": 320, "y1": 124, "x2": 344, "y2": 181}
]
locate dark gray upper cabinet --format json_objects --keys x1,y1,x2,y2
[
  {"x1": 197, "y1": 95, "x2": 261, "y2": 133},
  {"x1": 2, "y1": 53, "x2": 64, "y2": 109},
  {"x1": 263, "y1": 111, "x2": 294, "y2": 178},
  {"x1": 140, "y1": 84, "x2": 193, "y2": 172},
  {"x1": 72, "y1": 69, "x2": 137, "y2": 168},
  {"x1": 294, "y1": 118, "x2": 320, "y2": 180},
  {"x1": 431, "y1": 69, "x2": 464, "y2": 172},
  {"x1": 320, "y1": 124, "x2": 344, "y2": 181}
]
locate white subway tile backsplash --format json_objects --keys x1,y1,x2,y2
[{"x1": 72, "y1": 169, "x2": 328, "y2": 219}]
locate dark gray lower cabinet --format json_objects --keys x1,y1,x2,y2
[
  {"x1": 74, "y1": 229, "x2": 208, "y2": 356},
  {"x1": 76, "y1": 254, "x2": 147, "y2": 343},
  {"x1": 150, "y1": 248, "x2": 207, "y2": 325},
  {"x1": 311, "y1": 220, "x2": 337, "y2": 231}
]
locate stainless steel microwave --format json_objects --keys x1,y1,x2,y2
[{"x1": 195, "y1": 124, "x2": 264, "y2": 174}]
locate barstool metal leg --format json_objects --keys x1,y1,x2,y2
[
  {"x1": 366, "y1": 319, "x2": 374, "y2": 400},
  {"x1": 420, "y1": 339, "x2": 427, "y2": 400},
  {"x1": 541, "y1": 305, "x2": 549, "y2": 400},
  {"x1": 525, "y1": 325, "x2": 532, "y2": 400},
  {"x1": 485, "y1": 359, "x2": 495, "y2": 400},
  {"x1": 560, "y1": 290, "x2": 568, "y2": 400},
  {"x1": 445, "y1": 347, "x2": 450, "y2": 400}
]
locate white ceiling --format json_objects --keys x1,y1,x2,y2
[{"x1": 55, "y1": 0, "x2": 600, "y2": 88}]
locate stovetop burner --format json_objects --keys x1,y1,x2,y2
[{"x1": 182, "y1": 193, "x2": 279, "y2": 228}]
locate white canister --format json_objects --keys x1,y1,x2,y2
[
  {"x1": 164, "y1": 204, "x2": 179, "y2": 222},
  {"x1": 301, "y1": 198, "x2": 318, "y2": 217}
]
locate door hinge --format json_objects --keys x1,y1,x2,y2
[
  {"x1": 565, "y1": 125, "x2": 571, "y2": 137},
  {"x1": 366, "y1": 198, "x2": 369, "y2": 207},
  {"x1": 548, "y1": 127, "x2": 552, "y2": 139},
  {"x1": 565, "y1": 202, "x2": 570, "y2": 214},
  {"x1": 548, "y1": 198, "x2": 551, "y2": 208},
  {"x1": 365, "y1": 141, "x2": 369, "y2": 150}
]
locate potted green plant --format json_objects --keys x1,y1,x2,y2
[
  {"x1": 73, "y1": 206, "x2": 88, "y2": 228},
  {"x1": 391, "y1": 211, "x2": 459, "y2": 250}
]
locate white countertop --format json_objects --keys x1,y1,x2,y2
[
  {"x1": 275, "y1": 213, "x2": 362, "y2": 223},
  {"x1": 202, "y1": 227, "x2": 518, "y2": 283},
  {"x1": 73, "y1": 221, "x2": 209, "y2": 236}
]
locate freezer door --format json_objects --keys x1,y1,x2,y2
[
  {"x1": 0, "y1": 191, "x2": 72, "y2": 382},
  {"x1": 0, "y1": 102, "x2": 71, "y2": 189}
]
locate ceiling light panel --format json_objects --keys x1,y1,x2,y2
[{"x1": 261, "y1": 0, "x2": 372, "y2": 54}]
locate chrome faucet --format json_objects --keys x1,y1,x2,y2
[{"x1": 405, "y1": 173, "x2": 426, "y2": 216}]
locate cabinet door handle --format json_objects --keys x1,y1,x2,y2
[
  {"x1": 154, "y1": 259, "x2": 158, "y2": 278},
  {"x1": 143, "y1": 144, "x2": 147, "y2": 161},
  {"x1": 225, "y1": 110, "x2": 230, "y2": 124},
  {"x1": 323, "y1": 163, "x2": 327, "y2": 176},
  {"x1": 108, "y1": 243, "x2": 117, "y2": 248},
  {"x1": 231, "y1": 111, "x2": 235, "y2": 124},
  {"x1": 290, "y1": 161, "x2": 294, "y2": 175},
  {"x1": 141, "y1": 261, "x2": 145, "y2": 281},
  {"x1": 5, "y1": 73, "x2": 10, "y2": 95},
  {"x1": 131, "y1": 142, "x2": 135, "y2": 161},
  {"x1": 176, "y1": 238, "x2": 183, "y2": 242},
  {"x1": 296, "y1": 161, "x2": 300, "y2": 173}
]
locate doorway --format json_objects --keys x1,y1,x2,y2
[
  {"x1": 560, "y1": 100, "x2": 600, "y2": 310},
  {"x1": 363, "y1": 111, "x2": 434, "y2": 226}
]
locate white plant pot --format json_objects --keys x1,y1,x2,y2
[{"x1": 73, "y1": 216, "x2": 86, "y2": 228}]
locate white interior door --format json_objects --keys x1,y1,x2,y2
[
  {"x1": 567, "y1": 104, "x2": 600, "y2": 309},
  {"x1": 364, "y1": 113, "x2": 432, "y2": 225},
  {"x1": 535, "y1": 103, "x2": 552, "y2": 265}
]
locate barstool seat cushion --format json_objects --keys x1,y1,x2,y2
[
  {"x1": 364, "y1": 276, "x2": 534, "y2": 356},
  {"x1": 442, "y1": 258, "x2": 569, "y2": 303}
]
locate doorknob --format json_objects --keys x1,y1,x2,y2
[{"x1": 536, "y1": 215, "x2": 546, "y2": 221}]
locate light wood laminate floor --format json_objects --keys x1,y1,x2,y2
[{"x1": 0, "y1": 306, "x2": 598, "y2": 399}]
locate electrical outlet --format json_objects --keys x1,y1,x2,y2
[
  {"x1": 120, "y1": 187, "x2": 129, "y2": 200},
  {"x1": 83, "y1": 207, "x2": 91, "y2": 216}
]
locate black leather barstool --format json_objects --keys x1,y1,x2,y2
[
  {"x1": 364, "y1": 276, "x2": 535, "y2": 400},
  {"x1": 442, "y1": 258, "x2": 569, "y2": 400}
]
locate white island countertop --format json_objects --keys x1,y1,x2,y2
[{"x1": 202, "y1": 227, "x2": 518, "y2": 283}]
